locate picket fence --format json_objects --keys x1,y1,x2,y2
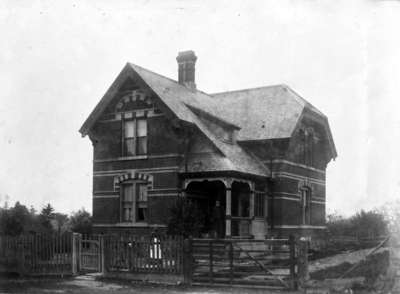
[
  {"x1": 0, "y1": 233, "x2": 76, "y2": 275},
  {"x1": 0, "y1": 233, "x2": 307, "y2": 290},
  {"x1": 104, "y1": 235, "x2": 184, "y2": 274}
]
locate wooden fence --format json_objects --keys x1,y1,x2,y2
[
  {"x1": 183, "y1": 236, "x2": 304, "y2": 290},
  {"x1": 0, "y1": 233, "x2": 77, "y2": 276},
  {"x1": 104, "y1": 235, "x2": 183, "y2": 274},
  {"x1": 0, "y1": 232, "x2": 309, "y2": 289}
]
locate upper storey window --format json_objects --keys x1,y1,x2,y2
[
  {"x1": 124, "y1": 118, "x2": 147, "y2": 156},
  {"x1": 300, "y1": 128, "x2": 314, "y2": 166},
  {"x1": 300, "y1": 187, "x2": 312, "y2": 225}
]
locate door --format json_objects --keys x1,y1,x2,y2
[{"x1": 79, "y1": 236, "x2": 102, "y2": 273}]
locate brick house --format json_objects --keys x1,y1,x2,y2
[{"x1": 79, "y1": 51, "x2": 337, "y2": 239}]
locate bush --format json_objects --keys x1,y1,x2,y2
[
  {"x1": 326, "y1": 209, "x2": 388, "y2": 239},
  {"x1": 68, "y1": 209, "x2": 92, "y2": 235},
  {"x1": 167, "y1": 197, "x2": 206, "y2": 238}
]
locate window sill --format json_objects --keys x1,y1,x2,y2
[
  {"x1": 116, "y1": 222, "x2": 150, "y2": 227},
  {"x1": 93, "y1": 223, "x2": 167, "y2": 228},
  {"x1": 94, "y1": 155, "x2": 148, "y2": 163},
  {"x1": 120, "y1": 155, "x2": 148, "y2": 160}
]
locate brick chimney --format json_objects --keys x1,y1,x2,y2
[{"x1": 176, "y1": 50, "x2": 197, "y2": 89}]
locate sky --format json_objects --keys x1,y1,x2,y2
[{"x1": 0, "y1": 0, "x2": 399, "y2": 216}]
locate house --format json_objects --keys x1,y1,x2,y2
[{"x1": 79, "y1": 51, "x2": 337, "y2": 240}]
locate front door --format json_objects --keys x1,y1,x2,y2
[{"x1": 211, "y1": 199, "x2": 225, "y2": 238}]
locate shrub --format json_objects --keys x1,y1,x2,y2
[
  {"x1": 326, "y1": 209, "x2": 388, "y2": 239},
  {"x1": 167, "y1": 197, "x2": 206, "y2": 238}
]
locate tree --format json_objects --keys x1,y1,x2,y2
[
  {"x1": 53, "y1": 213, "x2": 70, "y2": 233},
  {"x1": 167, "y1": 197, "x2": 206, "y2": 238},
  {"x1": 350, "y1": 210, "x2": 388, "y2": 239},
  {"x1": 380, "y1": 200, "x2": 400, "y2": 243},
  {"x1": 68, "y1": 209, "x2": 92, "y2": 235},
  {"x1": 326, "y1": 209, "x2": 388, "y2": 239},
  {"x1": 39, "y1": 203, "x2": 55, "y2": 233},
  {"x1": 0, "y1": 202, "x2": 36, "y2": 235}
]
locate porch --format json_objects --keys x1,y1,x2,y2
[{"x1": 182, "y1": 177, "x2": 268, "y2": 239}]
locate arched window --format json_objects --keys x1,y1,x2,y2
[
  {"x1": 299, "y1": 128, "x2": 314, "y2": 166},
  {"x1": 300, "y1": 187, "x2": 312, "y2": 225},
  {"x1": 121, "y1": 182, "x2": 148, "y2": 223}
]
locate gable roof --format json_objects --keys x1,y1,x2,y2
[
  {"x1": 79, "y1": 63, "x2": 269, "y2": 177},
  {"x1": 80, "y1": 62, "x2": 336, "y2": 177},
  {"x1": 129, "y1": 63, "x2": 240, "y2": 128}
]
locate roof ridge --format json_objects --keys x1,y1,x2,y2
[
  {"x1": 285, "y1": 87, "x2": 326, "y2": 118},
  {"x1": 128, "y1": 62, "x2": 213, "y2": 97},
  {"x1": 210, "y1": 84, "x2": 287, "y2": 96},
  {"x1": 184, "y1": 103, "x2": 240, "y2": 129}
]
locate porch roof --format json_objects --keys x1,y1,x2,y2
[{"x1": 180, "y1": 152, "x2": 270, "y2": 178}]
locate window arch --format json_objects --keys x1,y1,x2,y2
[
  {"x1": 115, "y1": 90, "x2": 153, "y2": 112},
  {"x1": 114, "y1": 171, "x2": 153, "y2": 223}
]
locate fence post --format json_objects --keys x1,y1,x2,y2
[
  {"x1": 183, "y1": 238, "x2": 192, "y2": 285},
  {"x1": 297, "y1": 237, "x2": 309, "y2": 289},
  {"x1": 72, "y1": 233, "x2": 79, "y2": 275},
  {"x1": 229, "y1": 241, "x2": 233, "y2": 285},
  {"x1": 17, "y1": 239, "x2": 26, "y2": 276},
  {"x1": 289, "y1": 235, "x2": 297, "y2": 290},
  {"x1": 98, "y1": 235, "x2": 105, "y2": 275}
]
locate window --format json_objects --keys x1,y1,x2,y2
[
  {"x1": 136, "y1": 184, "x2": 148, "y2": 222},
  {"x1": 301, "y1": 188, "x2": 311, "y2": 225},
  {"x1": 254, "y1": 193, "x2": 265, "y2": 217},
  {"x1": 121, "y1": 183, "x2": 148, "y2": 222},
  {"x1": 300, "y1": 128, "x2": 314, "y2": 166},
  {"x1": 306, "y1": 131, "x2": 314, "y2": 166},
  {"x1": 123, "y1": 119, "x2": 147, "y2": 156},
  {"x1": 122, "y1": 184, "x2": 134, "y2": 222}
]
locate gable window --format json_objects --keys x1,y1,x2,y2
[
  {"x1": 300, "y1": 128, "x2": 314, "y2": 166},
  {"x1": 300, "y1": 187, "x2": 311, "y2": 225},
  {"x1": 121, "y1": 183, "x2": 148, "y2": 222},
  {"x1": 123, "y1": 118, "x2": 147, "y2": 156}
]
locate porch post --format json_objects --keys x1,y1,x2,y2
[{"x1": 225, "y1": 179, "x2": 232, "y2": 238}]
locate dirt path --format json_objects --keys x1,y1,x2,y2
[
  {"x1": 0, "y1": 275, "x2": 300, "y2": 294},
  {"x1": 309, "y1": 247, "x2": 389, "y2": 273}
]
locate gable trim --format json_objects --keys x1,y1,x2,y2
[{"x1": 79, "y1": 64, "x2": 180, "y2": 137}]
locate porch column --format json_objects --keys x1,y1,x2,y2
[
  {"x1": 249, "y1": 183, "x2": 255, "y2": 238},
  {"x1": 225, "y1": 179, "x2": 232, "y2": 238}
]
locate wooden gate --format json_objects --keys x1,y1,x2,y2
[
  {"x1": 187, "y1": 237, "x2": 297, "y2": 290},
  {"x1": 79, "y1": 235, "x2": 102, "y2": 273}
]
